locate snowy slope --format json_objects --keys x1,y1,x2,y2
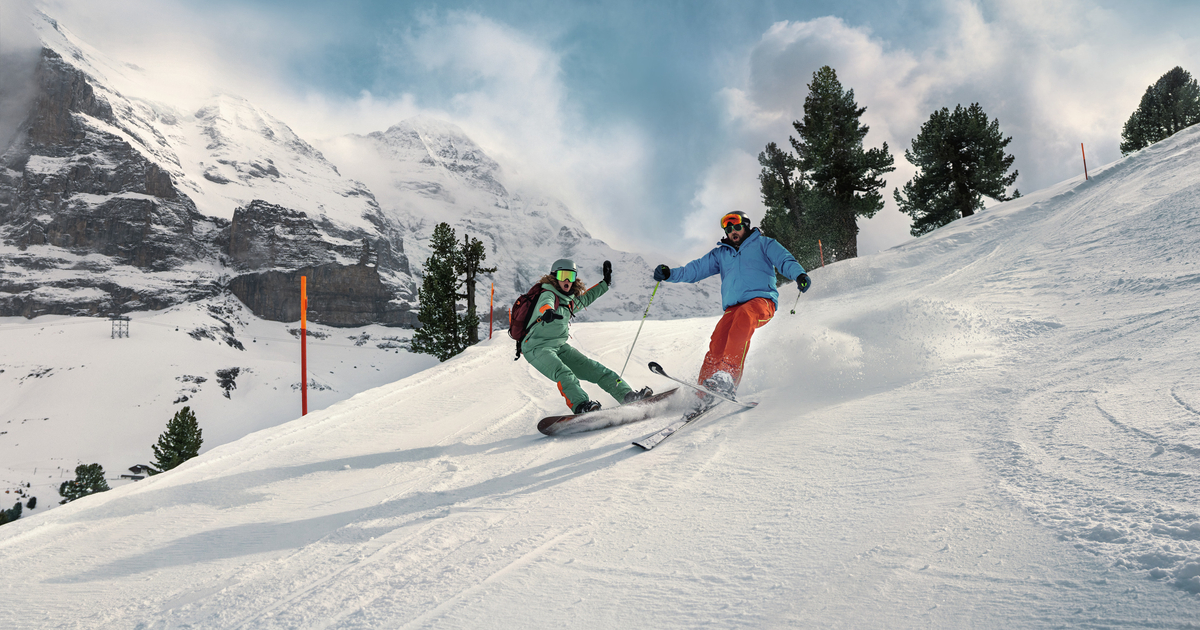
[
  {"x1": 3, "y1": 124, "x2": 1200, "y2": 628},
  {"x1": 0, "y1": 296, "x2": 439, "y2": 520}
]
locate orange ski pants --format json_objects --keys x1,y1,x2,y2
[{"x1": 698, "y1": 297, "x2": 776, "y2": 388}]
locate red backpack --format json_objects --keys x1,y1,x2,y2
[{"x1": 509, "y1": 283, "x2": 561, "y2": 360}]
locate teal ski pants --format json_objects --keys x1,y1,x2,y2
[{"x1": 524, "y1": 343, "x2": 632, "y2": 410}]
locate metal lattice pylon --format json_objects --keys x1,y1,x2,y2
[{"x1": 110, "y1": 316, "x2": 130, "y2": 339}]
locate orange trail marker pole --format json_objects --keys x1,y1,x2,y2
[
  {"x1": 1081, "y1": 143, "x2": 1089, "y2": 180},
  {"x1": 301, "y1": 275, "x2": 308, "y2": 416},
  {"x1": 818, "y1": 239, "x2": 825, "y2": 267},
  {"x1": 489, "y1": 282, "x2": 495, "y2": 340}
]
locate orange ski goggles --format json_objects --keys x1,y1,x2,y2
[{"x1": 721, "y1": 213, "x2": 748, "y2": 232}]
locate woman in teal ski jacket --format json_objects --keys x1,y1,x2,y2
[{"x1": 523, "y1": 258, "x2": 652, "y2": 414}]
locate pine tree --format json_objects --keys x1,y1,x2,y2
[
  {"x1": 789, "y1": 66, "x2": 894, "y2": 261},
  {"x1": 151, "y1": 406, "x2": 204, "y2": 473},
  {"x1": 0, "y1": 501, "x2": 21, "y2": 525},
  {"x1": 1121, "y1": 67, "x2": 1200, "y2": 155},
  {"x1": 412, "y1": 222, "x2": 470, "y2": 361},
  {"x1": 58, "y1": 463, "x2": 110, "y2": 504},
  {"x1": 758, "y1": 141, "x2": 836, "y2": 270},
  {"x1": 456, "y1": 233, "x2": 497, "y2": 344},
  {"x1": 894, "y1": 103, "x2": 1020, "y2": 237},
  {"x1": 758, "y1": 141, "x2": 804, "y2": 260}
]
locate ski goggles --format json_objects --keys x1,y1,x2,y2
[
  {"x1": 720, "y1": 213, "x2": 748, "y2": 231},
  {"x1": 555, "y1": 269, "x2": 577, "y2": 282}
]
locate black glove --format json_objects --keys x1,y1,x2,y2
[
  {"x1": 797, "y1": 273, "x2": 811, "y2": 293},
  {"x1": 653, "y1": 264, "x2": 671, "y2": 282},
  {"x1": 539, "y1": 310, "x2": 564, "y2": 324},
  {"x1": 603, "y1": 260, "x2": 612, "y2": 285}
]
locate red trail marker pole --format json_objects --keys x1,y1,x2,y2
[
  {"x1": 1081, "y1": 143, "x2": 1090, "y2": 180},
  {"x1": 488, "y1": 282, "x2": 494, "y2": 340},
  {"x1": 301, "y1": 275, "x2": 308, "y2": 416}
]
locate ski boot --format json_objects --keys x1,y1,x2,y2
[
  {"x1": 703, "y1": 371, "x2": 737, "y2": 398},
  {"x1": 697, "y1": 371, "x2": 736, "y2": 409},
  {"x1": 623, "y1": 386, "x2": 654, "y2": 404},
  {"x1": 573, "y1": 400, "x2": 602, "y2": 414}
]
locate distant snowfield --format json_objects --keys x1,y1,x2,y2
[
  {"x1": 3, "y1": 127, "x2": 1200, "y2": 627},
  {"x1": 0, "y1": 295, "x2": 439, "y2": 514}
]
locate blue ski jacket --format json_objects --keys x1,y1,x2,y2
[{"x1": 665, "y1": 228, "x2": 806, "y2": 310}]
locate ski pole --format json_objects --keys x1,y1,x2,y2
[
  {"x1": 620, "y1": 281, "x2": 660, "y2": 378},
  {"x1": 790, "y1": 290, "x2": 802, "y2": 315}
]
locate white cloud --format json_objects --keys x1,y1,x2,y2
[
  {"x1": 684, "y1": 149, "x2": 762, "y2": 245},
  {"x1": 37, "y1": 0, "x2": 303, "y2": 108},
  {"x1": 374, "y1": 12, "x2": 655, "y2": 251},
  {"x1": 0, "y1": 0, "x2": 41, "y2": 152},
  {"x1": 1, "y1": 0, "x2": 38, "y2": 50}
]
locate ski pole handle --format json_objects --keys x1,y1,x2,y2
[{"x1": 620, "y1": 281, "x2": 660, "y2": 378}]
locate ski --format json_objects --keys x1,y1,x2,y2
[
  {"x1": 634, "y1": 362, "x2": 759, "y2": 450},
  {"x1": 537, "y1": 388, "x2": 679, "y2": 436},
  {"x1": 646, "y1": 362, "x2": 758, "y2": 408},
  {"x1": 632, "y1": 402, "x2": 721, "y2": 450}
]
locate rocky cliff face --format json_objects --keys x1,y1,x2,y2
[
  {"x1": 0, "y1": 47, "x2": 227, "y2": 317},
  {"x1": 228, "y1": 263, "x2": 409, "y2": 327},
  {"x1": 225, "y1": 201, "x2": 415, "y2": 326}
]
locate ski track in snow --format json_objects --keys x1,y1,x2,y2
[{"x1": 6, "y1": 133, "x2": 1200, "y2": 627}]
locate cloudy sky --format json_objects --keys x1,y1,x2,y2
[{"x1": 14, "y1": 0, "x2": 1200, "y2": 261}]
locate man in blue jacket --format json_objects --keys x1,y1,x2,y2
[{"x1": 653, "y1": 211, "x2": 811, "y2": 398}]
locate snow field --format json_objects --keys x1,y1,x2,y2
[
  {"x1": 0, "y1": 295, "x2": 439, "y2": 516},
  {"x1": 2, "y1": 128, "x2": 1200, "y2": 627}
]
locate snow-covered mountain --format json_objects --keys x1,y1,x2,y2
[
  {"x1": 2, "y1": 110, "x2": 1199, "y2": 627},
  {"x1": 0, "y1": 10, "x2": 717, "y2": 330},
  {"x1": 320, "y1": 117, "x2": 720, "y2": 325},
  {"x1": 0, "y1": 12, "x2": 419, "y2": 325}
]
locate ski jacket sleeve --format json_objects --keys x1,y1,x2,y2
[
  {"x1": 525, "y1": 286, "x2": 565, "y2": 329},
  {"x1": 574, "y1": 280, "x2": 609, "y2": 310},
  {"x1": 668, "y1": 249, "x2": 721, "y2": 284},
  {"x1": 764, "y1": 237, "x2": 806, "y2": 280}
]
